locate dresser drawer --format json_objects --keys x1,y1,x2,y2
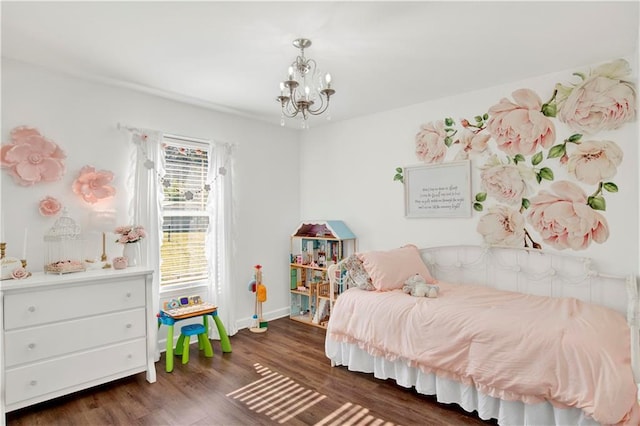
[
  {"x1": 4, "y1": 308, "x2": 146, "y2": 367},
  {"x1": 3, "y1": 277, "x2": 145, "y2": 330},
  {"x1": 5, "y1": 338, "x2": 147, "y2": 405}
]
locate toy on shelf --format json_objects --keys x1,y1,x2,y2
[{"x1": 247, "y1": 264, "x2": 268, "y2": 333}]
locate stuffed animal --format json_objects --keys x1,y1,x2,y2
[{"x1": 403, "y1": 273, "x2": 439, "y2": 298}]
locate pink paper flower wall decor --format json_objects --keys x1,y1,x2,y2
[
  {"x1": 39, "y1": 196, "x2": 62, "y2": 216},
  {"x1": 0, "y1": 126, "x2": 66, "y2": 186},
  {"x1": 72, "y1": 165, "x2": 116, "y2": 204}
]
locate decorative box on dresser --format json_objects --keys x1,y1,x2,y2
[{"x1": 0, "y1": 267, "x2": 156, "y2": 423}]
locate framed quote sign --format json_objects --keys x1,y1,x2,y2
[{"x1": 404, "y1": 160, "x2": 472, "y2": 218}]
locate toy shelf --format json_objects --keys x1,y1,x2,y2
[{"x1": 290, "y1": 263, "x2": 328, "y2": 271}]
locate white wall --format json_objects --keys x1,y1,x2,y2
[
  {"x1": 2, "y1": 52, "x2": 638, "y2": 336},
  {"x1": 300, "y1": 56, "x2": 639, "y2": 276},
  {"x1": 0, "y1": 58, "x2": 300, "y2": 329}
]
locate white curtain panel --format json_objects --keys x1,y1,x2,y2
[
  {"x1": 208, "y1": 142, "x2": 237, "y2": 337},
  {"x1": 127, "y1": 128, "x2": 165, "y2": 360}
]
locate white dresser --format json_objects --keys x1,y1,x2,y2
[{"x1": 0, "y1": 267, "x2": 156, "y2": 422}]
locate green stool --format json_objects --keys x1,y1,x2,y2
[{"x1": 174, "y1": 323, "x2": 213, "y2": 365}]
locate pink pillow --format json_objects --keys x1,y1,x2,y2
[{"x1": 357, "y1": 244, "x2": 436, "y2": 291}]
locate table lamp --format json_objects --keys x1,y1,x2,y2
[{"x1": 88, "y1": 210, "x2": 116, "y2": 267}]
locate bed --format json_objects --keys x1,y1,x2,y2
[{"x1": 325, "y1": 245, "x2": 640, "y2": 425}]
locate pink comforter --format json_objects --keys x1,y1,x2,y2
[{"x1": 327, "y1": 281, "x2": 640, "y2": 425}]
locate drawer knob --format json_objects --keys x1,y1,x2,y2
[
  {"x1": 126, "y1": 292, "x2": 132, "y2": 298},
  {"x1": 30, "y1": 380, "x2": 37, "y2": 386},
  {"x1": 126, "y1": 323, "x2": 132, "y2": 329},
  {"x1": 127, "y1": 354, "x2": 132, "y2": 359},
  {"x1": 27, "y1": 306, "x2": 36, "y2": 313},
  {"x1": 28, "y1": 343, "x2": 36, "y2": 350}
]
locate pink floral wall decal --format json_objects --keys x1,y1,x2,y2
[
  {"x1": 566, "y1": 140, "x2": 623, "y2": 185},
  {"x1": 39, "y1": 196, "x2": 62, "y2": 216},
  {"x1": 555, "y1": 59, "x2": 636, "y2": 135},
  {"x1": 454, "y1": 130, "x2": 490, "y2": 161},
  {"x1": 408, "y1": 58, "x2": 635, "y2": 251},
  {"x1": 0, "y1": 126, "x2": 66, "y2": 186},
  {"x1": 476, "y1": 205, "x2": 525, "y2": 247},
  {"x1": 415, "y1": 120, "x2": 447, "y2": 163},
  {"x1": 72, "y1": 165, "x2": 116, "y2": 204},
  {"x1": 479, "y1": 155, "x2": 533, "y2": 206},
  {"x1": 486, "y1": 88, "x2": 556, "y2": 156},
  {"x1": 526, "y1": 181, "x2": 609, "y2": 250}
]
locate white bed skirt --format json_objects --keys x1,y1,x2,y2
[{"x1": 325, "y1": 338, "x2": 599, "y2": 426}]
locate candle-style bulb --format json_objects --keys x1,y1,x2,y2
[
  {"x1": 288, "y1": 66, "x2": 294, "y2": 80},
  {"x1": 325, "y1": 73, "x2": 332, "y2": 88},
  {"x1": 279, "y1": 82, "x2": 285, "y2": 95}
]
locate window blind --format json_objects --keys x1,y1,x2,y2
[{"x1": 160, "y1": 137, "x2": 211, "y2": 287}]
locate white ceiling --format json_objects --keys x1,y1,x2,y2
[{"x1": 2, "y1": 1, "x2": 638, "y2": 128}]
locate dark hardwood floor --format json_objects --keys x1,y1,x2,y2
[{"x1": 6, "y1": 318, "x2": 495, "y2": 425}]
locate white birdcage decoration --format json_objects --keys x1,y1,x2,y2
[{"x1": 44, "y1": 209, "x2": 85, "y2": 274}]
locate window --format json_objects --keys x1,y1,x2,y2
[{"x1": 160, "y1": 136, "x2": 211, "y2": 287}]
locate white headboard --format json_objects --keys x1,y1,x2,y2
[{"x1": 419, "y1": 245, "x2": 639, "y2": 382}]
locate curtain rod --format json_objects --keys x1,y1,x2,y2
[
  {"x1": 117, "y1": 122, "x2": 139, "y2": 133},
  {"x1": 117, "y1": 122, "x2": 235, "y2": 148}
]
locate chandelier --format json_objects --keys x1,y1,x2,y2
[{"x1": 276, "y1": 38, "x2": 335, "y2": 128}]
